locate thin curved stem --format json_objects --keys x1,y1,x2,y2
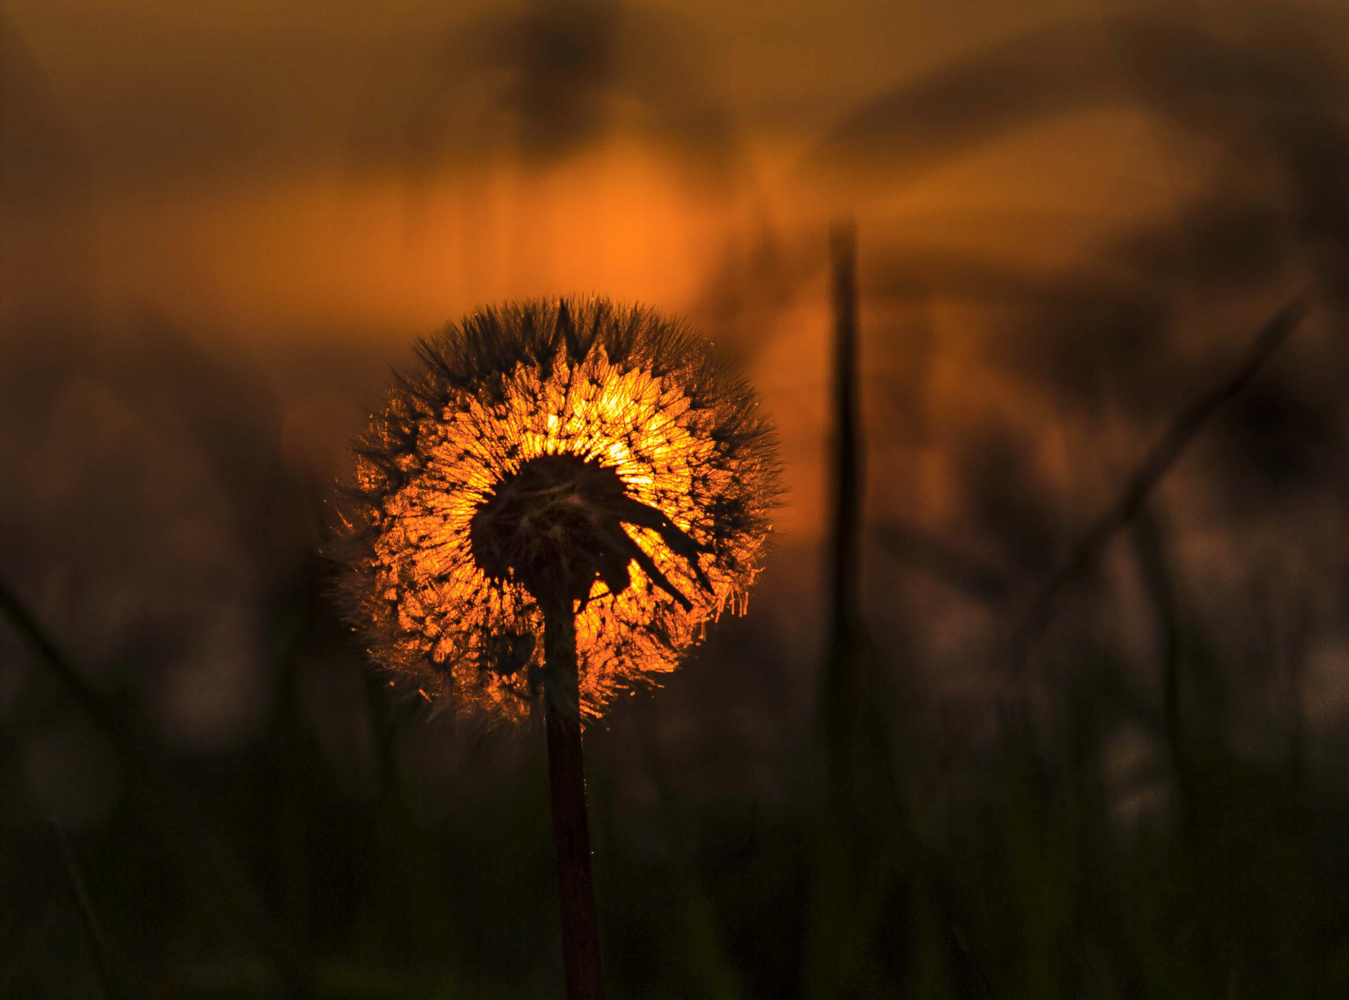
[
  {"x1": 51, "y1": 819, "x2": 125, "y2": 1000},
  {"x1": 0, "y1": 574, "x2": 314, "y2": 996},
  {"x1": 542, "y1": 605, "x2": 604, "y2": 1000}
]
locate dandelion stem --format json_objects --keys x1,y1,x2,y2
[{"x1": 542, "y1": 604, "x2": 604, "y2": 1000}]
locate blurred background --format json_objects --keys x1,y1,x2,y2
[{"x1": 4, "y1": 0, "x2": 1349, "y2": 996}]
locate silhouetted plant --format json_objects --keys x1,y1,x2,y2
[{"x1": 332, "y1": 296, "x2": 780, "y2": 998}]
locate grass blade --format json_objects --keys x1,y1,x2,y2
[
  {"x1": 50, "y1": 819, "x2": 125, "y2": 1000},
  {"x1": 0, "y1": 575, "x2": 315, "y2": 996},
  {"x1": 918, "y1": 296, "x2": 1310, "y2": 808}
]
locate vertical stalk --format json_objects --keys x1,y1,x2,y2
[
  {"x1": 822, "y1": 217, "x2": 863, "y2": 796},
  {"x1": 807, "y1": 219, "x2": 866, "y2": 1000},
  {"x1": 542, "y1": 604, "x2": 604, "y2": 1000},
  {"x1": 1132, "y1": 507, "x2": 1185, "y2": 790}
]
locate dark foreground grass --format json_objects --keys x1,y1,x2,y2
[
  {"x1": 3, "y1": 279, "x2": 1346, "y2": 1000},
  {"x1": 6, "y1": 569, "x2": 1348, "y2": 999}
]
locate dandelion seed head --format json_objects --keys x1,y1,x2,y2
[{"x1": 334, "y1": 297, "x2": 780, "y2": 722}]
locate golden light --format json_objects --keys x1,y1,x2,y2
[{"x1": 335, "y1": 296, "x2": 780, "y2": 722}]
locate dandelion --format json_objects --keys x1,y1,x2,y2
[{"x1": 333, "y1": 296, "x2": 780, "y2": 998}]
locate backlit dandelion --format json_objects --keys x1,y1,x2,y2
[
  {"x1": 336, "y1": 296, "x2": 779, "y2": 721},
  {"x1": 332, "y1": 296, "x2": 779, "y2": 999}
]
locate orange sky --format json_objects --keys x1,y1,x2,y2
[
  {"x1": 0, "y1": 1, "x2": 1333, "y2": 542},
  {"x1": 3, "y1": 0, "x2": 1211, "y2": 326}
]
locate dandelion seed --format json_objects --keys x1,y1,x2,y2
[{"x1": 333, "y1": 296, "x2": 780, "y2": 723}]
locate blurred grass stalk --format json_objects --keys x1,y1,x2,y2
[
  {"x1": 806, "y1": 218, "x2": 872, "y2": 999},
  {"x1": 50, "y1": 817, "x2": 126, "y2": 1000},
  {"x1": 916, "y1": 296, "x2": 1309, "y2": 809},
  {"x1": 821, "y1": 217, "x2": 864, "y2": 803},
  {"x1": 806, "y1": 218, "x2": 1313, "y2": 994}
]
